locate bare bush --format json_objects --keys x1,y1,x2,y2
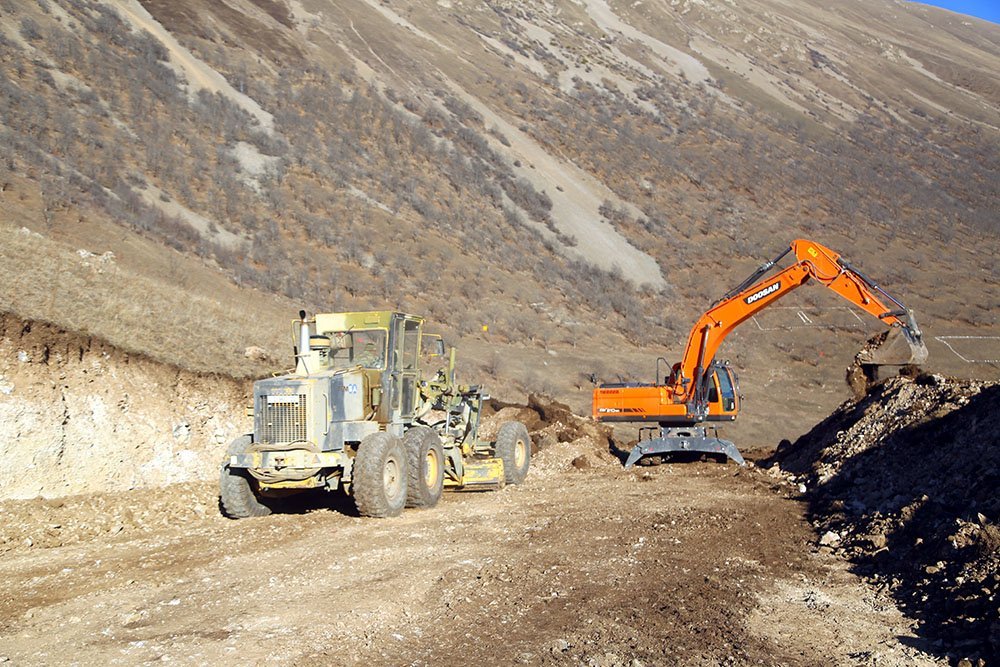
[{"x1": 19, "y1": 17, "x2": 42, "y2": 41}]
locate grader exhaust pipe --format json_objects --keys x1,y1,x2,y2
[{"x1": 296, "y1": 309, "x2": 311, "y2": 375}]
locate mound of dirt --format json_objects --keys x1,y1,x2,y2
[
  {"x1": 483, "y1": 394, "x2": 618, "y2": 474},
  {"x1": 769, "y1": 375, "x2": 999, "y2": 663},
  {"x1": 0, "y1": 482, "x2": 221, "y2": 554}
]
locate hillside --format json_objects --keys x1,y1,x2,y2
[
  {"x1": 0, "y1": 3, "x2": 998, "y2": 663},
  {"x1": 0, "y1": 0, "x2": 998, "y2": 447}
]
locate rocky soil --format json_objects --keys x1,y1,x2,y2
[
  {"x1": 0, "y1": 392, "x2": 963, "y2": 666},
  {"x1": 768, "y1": 374, "x2": 1000, "y2": 665}
]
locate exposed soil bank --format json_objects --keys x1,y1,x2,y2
[
  {"x1": 0, "y1": 312, "x2": 248, "y2": 499},
  {"x1": 769, "y1": 374, "x2": 999, "y2": 664}
]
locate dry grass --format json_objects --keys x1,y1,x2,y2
[
  {"x1": 0, "y1": 221, "x2": 288, "y2": 378},
  {"x1": 0, "y1": 0, "x2": 655, "y2": 358}
]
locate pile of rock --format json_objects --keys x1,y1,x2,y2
[
  {"x1": 482, "y1": 394, "x2": 617, "y2": 474},
  {"x1": 770, "y1": 374, "x2": 999, "y2": 663}
]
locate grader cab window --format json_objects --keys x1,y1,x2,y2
[
  {"x1": 401, "y1": 320, "x2": 420, "y2": 370},
  {"x1": 327, "y1": 329, "x2": 387, "y2": 370},
  {"x1": 421, "y1": 334, "x2": 445, "y2": 359}
]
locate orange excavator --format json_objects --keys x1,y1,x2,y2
[{"x1": 593, "y1": 239, "x2": 928, "y2": 468}]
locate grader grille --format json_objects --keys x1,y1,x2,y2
[{"x1": 261, "y1": 394, "x2": 308, "y2": 444}]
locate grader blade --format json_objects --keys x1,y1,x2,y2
[{"x1": 451, "y1": 458, "x2": 506, "y2": 491}]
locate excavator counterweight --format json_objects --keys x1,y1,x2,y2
[{"x1": 594, "y1": 239, "x2": 927, "y2": 468}]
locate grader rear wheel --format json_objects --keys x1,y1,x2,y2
[
  {"x1": 353, "y1": 432, "x2": 408, "y2": 518},
  {"x1": 403, "y1": 427, "x2": 444, "y2": 509}
]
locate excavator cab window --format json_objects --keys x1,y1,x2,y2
[{"x1": 717, "y1": 367, "x2": 737, "y2": 412}]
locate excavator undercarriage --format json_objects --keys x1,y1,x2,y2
[{"x1": 624, "y1": 425, "x2": 745, "y2": 469}]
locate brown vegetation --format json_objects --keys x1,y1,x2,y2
[{"x1": 0, "y1": 0, "x2": 996, "y2": 418}]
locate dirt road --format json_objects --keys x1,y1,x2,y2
[{"x1": 0, "y1": 443, "x2": 942, "y2": 666}]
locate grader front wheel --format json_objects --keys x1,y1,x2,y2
[
  {"x1": 219, "y1": 435, "x2": 273, "y2": 519},
  {"x1": 495, "y1": 421, "x2": 531, "y2": 485},
  {"x1": 353, "y1": 432, "x2": 408, "y2": 518}
]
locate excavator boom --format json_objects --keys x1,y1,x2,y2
[
  {"x1": 671, "y1": 239, "x2": 927, "y2": 398},
  {"x1": 593, "y1": 239, "x2": 927, "y2": 468}
]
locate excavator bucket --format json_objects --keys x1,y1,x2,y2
[{"x1": 855, "y1": 326, "x2": 928, "y2": 366}]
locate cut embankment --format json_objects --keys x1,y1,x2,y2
[
  {"x1": 0, "y1": 308, "x2": 615, "y2": 503},
  {"x1": 0, "y1": 312, "x2": 248, "y2": 500}
]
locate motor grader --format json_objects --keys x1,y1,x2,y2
[{"x1": 220, "y1": 311, "x2": 531, "y2": 519}]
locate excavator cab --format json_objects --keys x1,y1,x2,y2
[{"x1": 705, "y1": 362, "x2": 739, "y2": 420}]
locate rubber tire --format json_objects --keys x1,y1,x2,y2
[
  {"x1": 495, "y1": 421, "x2": 531, "y2": 485},
  {"x1": 402, "y1": 427, "x2": 444, "y2": 509},
  {"x1": 219, "y1": 435, "x2": 273, "y2": 519},
  {"x1": 353, "y1": 432, "x2": 408, "y2": 518}
]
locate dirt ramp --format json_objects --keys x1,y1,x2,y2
[{"x1": 769, "y1": 375, "x2": 1000, "y2": 663}]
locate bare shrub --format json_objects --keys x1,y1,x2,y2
[{"x1": 19, "y1": 17, "x2": 42, "y2": 41}]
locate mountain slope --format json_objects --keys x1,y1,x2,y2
[{"x1": 0, "y1": 0, "x2": 997, "y2": 442}]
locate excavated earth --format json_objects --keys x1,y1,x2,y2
[{"x1": 768, "y1": 374, "x2": 1000, "y2": 665}]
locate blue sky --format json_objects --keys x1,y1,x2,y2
[{"x1": 910, "y1": 1, "x2": 1000, "y2": 24}]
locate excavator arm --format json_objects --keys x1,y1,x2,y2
[{"x1": 671, "y1": 239, "x2": 927, "y2": 402}]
